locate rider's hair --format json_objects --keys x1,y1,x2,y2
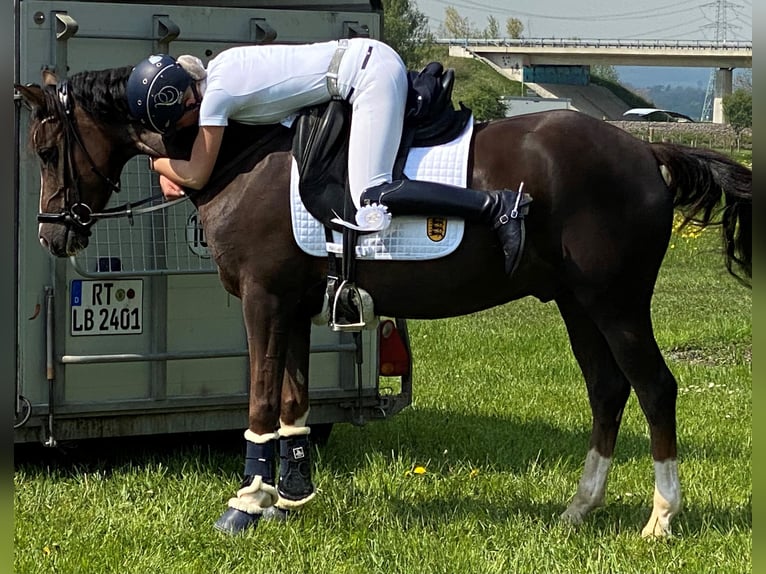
[{"x1": 177, "y1": 55, "x2": 207, "y2": 82}]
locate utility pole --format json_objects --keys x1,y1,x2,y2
[
  {"x1": 700, "y1": 0, "x2": 741, "y2": 121},
  {"x1": 700, "y1": 0, "x2": 726, "y2": 121}
]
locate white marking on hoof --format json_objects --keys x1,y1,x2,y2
[
  {"x1": 641, "y1": 459, "x2": 681, "y2": 538},
  {"x1": 561, "y1": 449, "x2": 612, "y2": 525}
]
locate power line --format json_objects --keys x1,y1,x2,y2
[
  {"x1": 424, "y1": 0, "x2": 704, "y2": 22},
  {"x1": 425, "y1": 0, "x2": 750, "y2": 43},
  {"x1": 622, "y1": 17, "x2": 710, "y2": 39}
]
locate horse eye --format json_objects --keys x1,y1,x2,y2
[{"x1": 37, "y1": 147, "x2": 59, "y2": 166}]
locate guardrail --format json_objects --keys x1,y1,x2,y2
[{"x1": 436, "y1": 37, "x2": 752, "y2": 50}]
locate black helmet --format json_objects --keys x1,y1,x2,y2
[{"x1": 127, "y1": 54, "x2": 193, "y2": 134}]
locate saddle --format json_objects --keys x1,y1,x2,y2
[
  {"x1": 291, "y1": 62, "x2": 472, "y2": 331},
  {"x1": 292, "y1": 63, "x2": 472, "y2": 232}
]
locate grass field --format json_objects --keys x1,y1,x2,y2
[{"x1": 14, "y1": 222, "x2": 751, "y2": 574}]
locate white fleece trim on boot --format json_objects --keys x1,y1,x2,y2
[
  {"x1": 244, "y1": 429, "x2": 280, "y2": 444},
  {"x1": 275, "y1": 490, "x2": 317, "y2": 510},
  {"x1": 278, "y1": 424, "x2": 311, "y2": 437},
  {"x1": 226, "y1": 475, "x2": 279, "y2": 515}
]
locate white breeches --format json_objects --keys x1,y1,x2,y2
[{"x1": 337, "y1": 40, "x2": 408, "y2": 207}]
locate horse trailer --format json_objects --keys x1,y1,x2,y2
[{"x1": 12, "y1": 0, "x2": 412, "y2": 445}]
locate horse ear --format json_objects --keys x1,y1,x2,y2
[
  {"x1": 41, "y1": 68, "x2": 58, "y2": 86},
  {"x1": 14, "y1": 84, "x2": 46, "y2": 111}
]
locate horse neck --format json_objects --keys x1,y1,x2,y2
[{"x1": 185, "y1": 122, "x2": 293, "y2": 206}]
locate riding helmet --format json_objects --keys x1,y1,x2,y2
[{"x1": 127, "y1": 54, "x2": 193, "y2": 134}]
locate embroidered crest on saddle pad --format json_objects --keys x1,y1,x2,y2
[
  {"x1": 426, "y1": 217, "x2": 448, "y2": 242},
  {"x1": 290, "y1": 117, "x2": 474, "y2": 260}
]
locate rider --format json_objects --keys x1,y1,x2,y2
[{"x1": 126, "y1": 40, "x2": 528, "y2": 274}]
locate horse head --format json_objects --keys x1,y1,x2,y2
[{"x1": 16, "y1": 68, "x2": 168, "y2": 257}]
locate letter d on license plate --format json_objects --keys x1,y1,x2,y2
[{"x1": 70, "y1": 279, "x2": 143, "y2": 336}]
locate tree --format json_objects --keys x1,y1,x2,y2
[
  {"x1": 459, "y1": 83, "x2": 507, "y2": 121},
  {"x1": 734, "y1": 69, "x2": 752, "y2": 92},
  {"x1": 590, "y1": 64, "x2": 619, "y2": 83},
  {"x1": 440, "y1": 6, "x2": 476, "y2": 38},
  {"x1": 382, "y1": 0, "x2": 434, "y2": 68},
  {"x1": 722, "y1": 88, "x2": 752, "y2": 137},
  {"x1": 484, "y1": 15, "x2": 500, "y2": 39},
  {"x1": 505, "y1": 17, "x2": 524, "y2": 39}
]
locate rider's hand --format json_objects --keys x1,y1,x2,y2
[{"x1": 159, "y1": 175, "x2": 186, "y2": 199}]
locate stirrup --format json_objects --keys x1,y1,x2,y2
[{"x1": 330, "y1": 280, "x2": 366, "y2": 332}]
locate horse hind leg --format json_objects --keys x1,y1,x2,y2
[
  {"x1": 588, "y1": 297, "x2": 681, "y2": 538},
  {"x1": 556, "y1": 293, "x2": 631, "y2": 526}
]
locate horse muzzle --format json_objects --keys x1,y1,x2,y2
[
  {"x1": 38, "y1": 207, "x2": 93, "y2": 257},
  {"x1": 38, "y1": 202, "x2": 96, "y2": 238}
]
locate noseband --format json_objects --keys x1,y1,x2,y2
[{"x1": 36, "y1": 82, "x2": 124, "y2": 236}]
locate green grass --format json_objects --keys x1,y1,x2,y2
[{"x1": 14, "y1": 227, "x2": 751, "y2": 574}]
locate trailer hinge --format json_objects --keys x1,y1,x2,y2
[
  {"x1": 250, "y1": 18, "x2": 277, "y2": 44},
  {"x1": 50, "y1": 11, "x2": 79, "y2": 81},
  {"x1": 153, "y1": 15, "x2": 180, "y2": 54}
]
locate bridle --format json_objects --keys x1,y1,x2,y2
[{"x1": 36, "y1": 82, "x2": 183, "y2": 236}]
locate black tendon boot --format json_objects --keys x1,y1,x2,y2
[
  {"x1": 214, "y1": 438, "x2": 277, "y2": 534},
  {"x1": 361, "y1": 180, "x2": 532, "y2": 275},
  {"x1": 277, "y1": 433, "x2": 316, "y2": 504}
]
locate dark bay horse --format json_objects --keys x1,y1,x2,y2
[{"x1": 16, "y1": 67, "x2": 751, "y2": 537}]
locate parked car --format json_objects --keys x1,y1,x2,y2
[{"x1": 622, "y1": 108, "x2": 695, "y2": 122}]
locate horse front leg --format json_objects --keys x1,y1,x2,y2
[
  {"x1": 264, "y1": 316, "x2": 316, "y2": 520},
  {"x1": 214, "y1": 291, "x2": 289, "y2": 535},
  {"x1": 556, "y1": 294, "x2": 631, "y2": 526}
]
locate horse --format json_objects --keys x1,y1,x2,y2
[{"x1": 15, "y1": 66, "x2": 751, "y2": 537}]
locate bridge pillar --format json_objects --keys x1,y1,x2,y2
[{"x1": 713, "y1": 67, "x2": 733, "y2": 124}]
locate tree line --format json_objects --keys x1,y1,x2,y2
[
  {"x1": 722, "y1": 72, "x2": 752, "y2": 136},
  {"x1": 381, "y1": 0, "x2": 523, "y2": 66},
  {"x1": 381, "y1": 0, "x2": 751, "y2": 130}
]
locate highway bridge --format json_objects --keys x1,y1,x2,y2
[{"x1": 442, "y1": 38, "x2": 752, "y2": 123}]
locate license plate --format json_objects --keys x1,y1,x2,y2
[{"x1": 70, "y1": 279, "x2": 143, "y2": 336}]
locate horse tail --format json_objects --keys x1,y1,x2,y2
[{"x1": 650, "y1": 142, "x2": 752, "y2": 284}]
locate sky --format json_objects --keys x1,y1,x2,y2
[{"x1": 415, "y1": 0, "x2": 753, "y2": 42}]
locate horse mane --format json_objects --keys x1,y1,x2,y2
[
  {"x1": 41, "y1": 65, "x2": 296, "y2": 201},
  {"x1": 67, "y1": 66, "x2": 133, "y2": 124}
]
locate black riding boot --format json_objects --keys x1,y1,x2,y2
[{"x1": 361, "y1": 180, "x2": 532, "y2": 275}]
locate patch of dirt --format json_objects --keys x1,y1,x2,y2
[{"x1": 667, "y1": 343, "x2": 751, "y2": 367}]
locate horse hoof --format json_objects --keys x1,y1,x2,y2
[
  {"x1": 213, "y1": 507, "x2": 261, "y2": 535},
  {"x1": 262, "y1": 506, "x2": 290, "y2": 522}
]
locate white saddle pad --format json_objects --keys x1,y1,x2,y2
[{"x1": 290, "y1": 118, "x2": 474, "y2": 260}]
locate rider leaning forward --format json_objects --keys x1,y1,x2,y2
[{"x1": 127, "y1": 38, "x2": 528, "y2": 274}]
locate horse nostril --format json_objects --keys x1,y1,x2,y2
[{"x1": 39, "y1": 236, "x2": 49, "y2": 249}]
